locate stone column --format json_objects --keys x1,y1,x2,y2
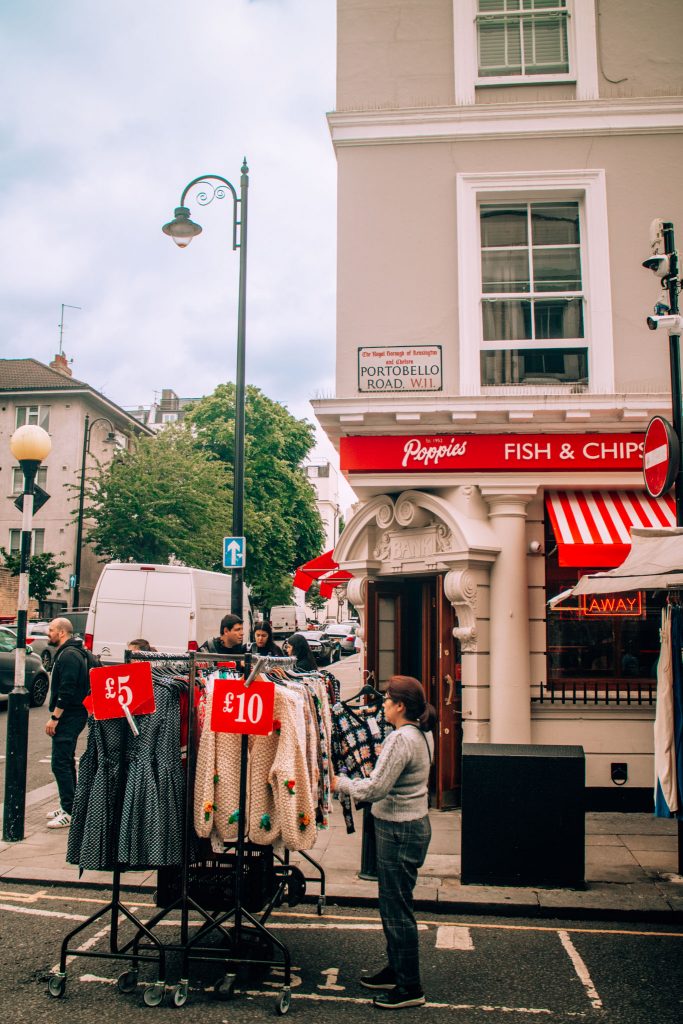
[{"x1": 480, "y1": 486, "x2": 537, "y2": 744}]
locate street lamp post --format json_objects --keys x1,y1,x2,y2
[
  {"x1": 163, "y1": 162, "x2": 249, "y2": 617},
  {"x1": 3, "y1": 425, "x2": 52, "y2": 841},
  {"x1": 73, "y1": 415, "x2": 116, "y2": 610}
]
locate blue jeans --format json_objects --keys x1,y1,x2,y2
[
  {"x1": 374, "y1": 815, "x2": 432, "y2": 988},
  {"x1": 51, "y1": 709, "x2": 87, "y2": 815}
]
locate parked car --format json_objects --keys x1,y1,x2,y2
[
  {"x1": 298, "y1": 630, "x2": 341, "y2": 667},
  {"x1": 321, "y1": 621, "x2": 359, "y2": 656},
  {"x1": 5, "y1": 618, "x2": 84, "y2": 672},
  {"x1": 0, "y1": 626, "x2": 50, "y2": 707}
]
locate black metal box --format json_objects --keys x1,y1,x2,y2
[{"x1": 461, "y1": 743, "x2": 585, "y2": 887}]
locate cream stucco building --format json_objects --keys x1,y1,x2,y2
[{"x1": 313, "y1": 0, "x2": 683, "y2": 808}]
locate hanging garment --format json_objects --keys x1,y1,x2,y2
[
  {"x1": 68, "y1": 716, "x2": 129, "y2": 871},
  {"x1": 655, "y1": 604, "x2": 683, "y2": 818},
  {"x1": 118, "y1": 680, "x2": 185, "y2": 867},
  {"x1": 331, "y1": 702, "x2": 389, "y2": 834},
  {"x1": 194, "y1": 683, "x2": 318, "y2": 851}
]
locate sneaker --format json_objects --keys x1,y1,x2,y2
[
  {"x1": 46, "y1": 807, "x2": 63, "y2": 820},
  {"x1": 46, "y1": 810, "x2": 71, "y2": 829},
  {"x1": 360, "y1": 966, "x2": 397, "y2": 990},
  {"x1": 373, "y1": 985, "x2": 426, "y2": 1010}
]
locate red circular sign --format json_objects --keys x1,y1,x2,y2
[{"x1": 643, "y1": 416, "x2": 679, "y2": 497}]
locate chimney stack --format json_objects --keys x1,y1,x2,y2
[{"x1": 49, "y1": 352, "x2": 73, "y2": 377}]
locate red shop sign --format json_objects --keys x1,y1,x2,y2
[
  {"x1": 340, "y1": 433, "x2": 645, "y2": 474},
  {"x1": 89, "y1": 662, "x2": 156, "y2": 721},
  {"x1": 210, "y1": 677, "x2": 275, "y2": 736}
]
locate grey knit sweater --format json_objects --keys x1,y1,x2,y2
[{"x1": 334, "y1": 724, "x2": 434, "y2": 822}]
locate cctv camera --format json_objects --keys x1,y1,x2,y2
[
  {"x1": 646, "y1": 313, "x2": 683, "y2": 333},
  {"x1": 528, "y1": 540, "x2": 543, "y2": 554},
  {"x1": 642, "y1": 254, "x2": 670, "y2": 277}
]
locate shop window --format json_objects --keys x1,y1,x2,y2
[
  {"x1": 456, "y1": 169, "x2": 614, "y2": 395},
  {"x1": 544, "y1": 514, "x2": 663, "y2": 695},
  {"x1": 11, "y1": 466, "x2": 47, "y2": 495},
  {"x1": 15, "y1": 405, "x2": 50, "y2": 430},
  {"x1": 8, "y1": 528, "x2": 45, "y2": 555}
]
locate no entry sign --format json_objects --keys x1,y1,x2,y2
[{"x1": 643, "y1": 416, "x2": 679, "y2": 498}]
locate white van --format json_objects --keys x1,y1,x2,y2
[
  {"x1": 270, "y1": 605, "x2": 307, "y2": 640},
  {"x1": 85, "y1": 563, "x2": 247, "y2": 664}
]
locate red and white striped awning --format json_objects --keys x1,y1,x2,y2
[{"x1": 545, "y1": 490, "x2": 676, "y2": 568}]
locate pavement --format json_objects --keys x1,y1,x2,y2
[{"x1": 0, "y1": 781, "x2": 681, "y2": 922}]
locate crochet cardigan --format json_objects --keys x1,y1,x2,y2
[
  {"x1": 334, "y1": 724, "x2": 434, "y2": 822},
  {"x1": 194, "y1": 685, "x2": 317, "y2": 851}
]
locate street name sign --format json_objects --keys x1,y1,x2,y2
[
  {"x1": 643, "y1": 416, "x2": 679, "y2": 498},
  {"x1": 223, "y1": 536, "x2": 246, "y2": 569}
]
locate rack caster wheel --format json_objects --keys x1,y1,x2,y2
[
  {"x1": 317, "y1": 895, "x2": 326, "y2": 916},
  {"x1": 276, "y1": 986, "x2": 291, "y2": 1015},
  {"x1": 171, "y1": 981, "x2": 189, "y2": 1008},
  {"x1": 143, "y1": 982, "x2": 166, "y2": 1007},
  {"x1": 47, "y1": 974, "x2": 66, "y2": 999},
  {"x1": 117, "y1": 970, "x2": 139, "y2": 994},
  {"x1": 213, "y1": 973, "x2": 236, "y2": 1001}
]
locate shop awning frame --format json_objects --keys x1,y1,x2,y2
[{"x1": 293, "y1": 550, "x2": 352, "y2": 597}]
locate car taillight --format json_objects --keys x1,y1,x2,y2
[
  {"x1": 187, "y1": 640, "x2": 198, "y2": 651},
  {"x1": 84, "y1": 633, "x2": 94, "y2": 650}
]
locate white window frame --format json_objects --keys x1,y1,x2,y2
[
  {"x1": 12, "y1": 466, "x2": 47, "y2": 495},
  {"x1": 9, "y1": 528, "x2": 45, "y2": 555},
  {"x1": 456, "y1": 168, "x2": 614, "y2": 395},
  {"x1": 15, "y1": 404, "x2": 50, "y2": 431},
  {"x1": 453, "y1": 0, "x2": 598, "y2": 105}
]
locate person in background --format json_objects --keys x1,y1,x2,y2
[
  {"x1": 331, "y1": 675, "x2": 437, "y2": 1010},
  {"x1": 283, "y1": 632, "x2": 317, "y2": 672},
  {"x1": 200, "y1": 614, "x2": 245, "y2": 655},
  {"x1": 44, "y1": 618, "x2": 90, "y2": 829},
  {"x1": 127, "y1": 638, "x2": 156, "y2": 652},
  {"x1": 248, "y1": 620, "x2": 283, "y2": 658}
]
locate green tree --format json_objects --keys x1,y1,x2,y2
[
  {"x1": 0, "y1": 549, "x2": 67, "y2": 605},
  {"x1": 82, "y1": 427, "x2": 232, "y2": 567},
  {"x1": 186, "y1": 384, "x2": 324, "y2": 607}
]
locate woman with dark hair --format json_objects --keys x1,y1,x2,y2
[
  {"x1": 283, "y1": 632, "x2": 317, "y2": 672},
  {"x1": 248, "y1": 620, "x2": 283, "y2": 658},
  {"x1": 331, "y1": 675, "x2": 437, "y2": 1010}
]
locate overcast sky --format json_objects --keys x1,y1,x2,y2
[{"x1": 0, "y1": 1, "x2": 350, "y2": 493}]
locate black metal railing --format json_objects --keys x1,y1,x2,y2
[{"x1": 532, "y1": 678, "x2": 657, "y2": 706}]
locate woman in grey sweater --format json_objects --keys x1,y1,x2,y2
[{"x1": 332, "y1": 675, "x2": 437, "y2": 1010}]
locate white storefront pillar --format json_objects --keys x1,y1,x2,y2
[{"x1": 480, "y1": 486, "x2": 538, "y2": 744}]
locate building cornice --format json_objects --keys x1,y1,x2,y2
[
  {"x1": 311, "y1": 393, "x2": 671, "y2": 447},
  {"x1": 327, "y1": 96, "x2": 683, "y2": 147}
]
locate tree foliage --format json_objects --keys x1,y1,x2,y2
[
  {"x1": 305, "y1": 581, "x2": 327, "y2": 620},
  {"x1": 0, "y1": 548, "x2": 67, "y2": 604},
  {"x1": 82, "y1": 428, "x2": 231, "y2": 568},
  {"x1": 186, "y1": 384, "x2": 324, "y2": 607}
]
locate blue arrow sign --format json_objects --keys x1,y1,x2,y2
[{"x1": 223, "y1": 536, "x2": 246, "y2": 569}]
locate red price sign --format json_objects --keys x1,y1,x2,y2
[
  {"x1": 210, "y1": 677, "x2": 275, "y2": 736},
  {"x1": 89, "y1": 662, "x2": 156, "y2": 721}
]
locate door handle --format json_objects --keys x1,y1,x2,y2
[{"x1": 444, "y1": 674, "x2": 454, "y2": 706}]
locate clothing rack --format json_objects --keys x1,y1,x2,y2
[{"x1": 48, "y1": 650, "x2": 306, "y2": 1013}]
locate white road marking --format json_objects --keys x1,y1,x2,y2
[
  {"x1": 0, "y1": 902, "x2": 86, "y2": 922},
  {"x1": 318, "y1": 966, "x2": 345, "y2": 990},
  {"x1": 558, "y1": 930, "x2": 603, "y2": 1010},
  {"x1": 436, "y1": 925, "x2": 474, "y2": 950}
]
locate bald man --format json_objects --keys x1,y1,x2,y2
[{"x1": 45, "y1": 617, "x2": 90, "y2": 828}]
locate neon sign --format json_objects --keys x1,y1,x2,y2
[{"x1": 580, "y1": 593, "x2": 644, "y2": 617}]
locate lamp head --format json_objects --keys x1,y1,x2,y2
[
  {"x1": 162, "y1": 206, "x2": 202, "y2": 248},
  {"x1": 10, "y1": 425, "x2": 52, "y2": 463}
]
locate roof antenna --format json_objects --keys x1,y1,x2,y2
[{"x1": 58, "y1": 303, "x2": 82, "y2": 355}]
